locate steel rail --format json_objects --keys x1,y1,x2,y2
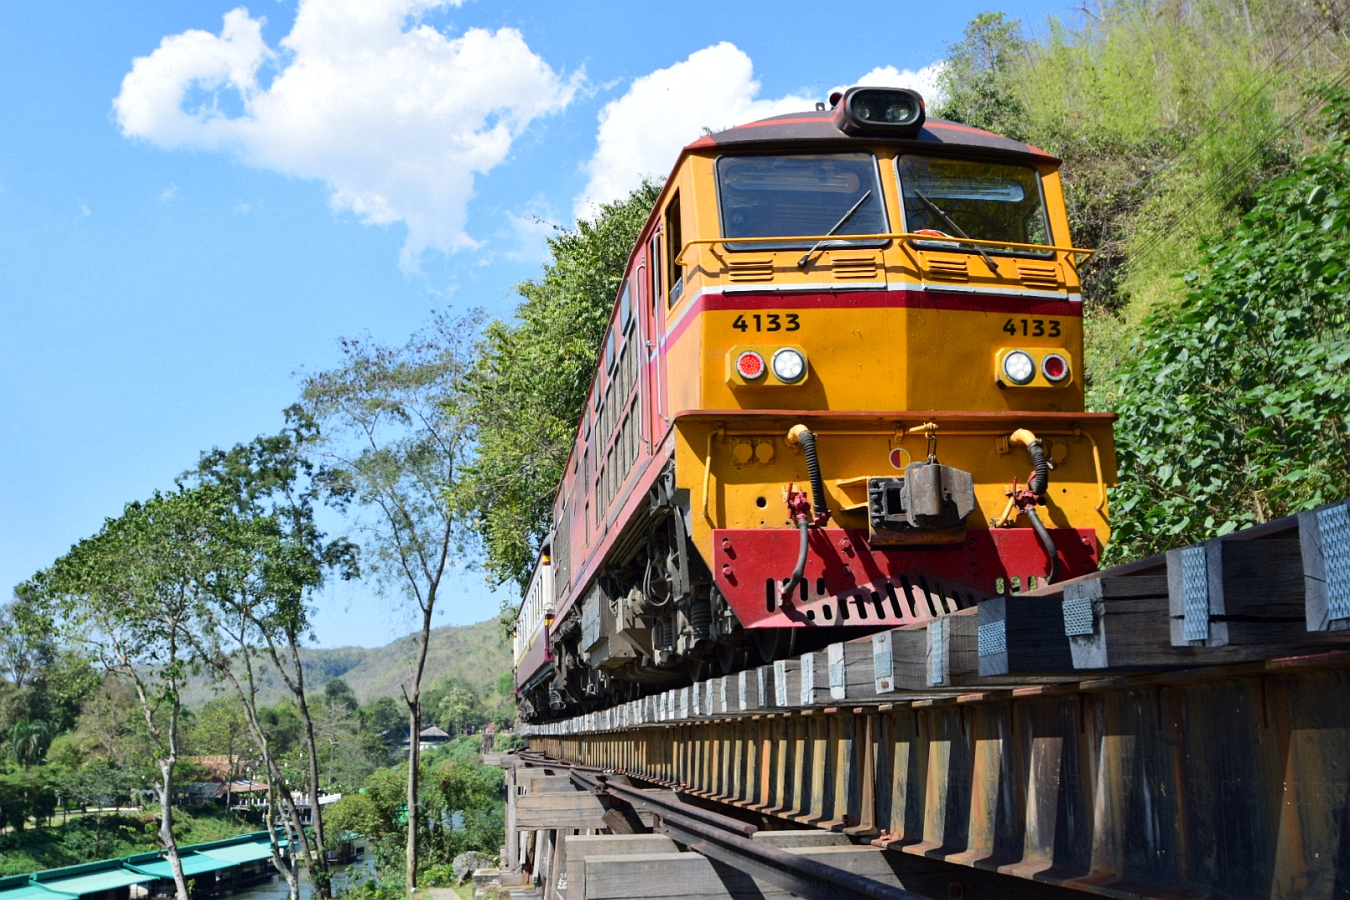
[
  {"x1": 558, "y1": 763, "x2": 925, "y2": 900},
  {"x1": 651, "y1": 807, "x2": 926, "y2": 900}
]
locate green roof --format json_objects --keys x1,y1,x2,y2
[
  {"x1": 0, "y1": 885, "x2": 77, "y2": 900},
  {"x1": 197, "y1": 841, "x2": 277, "y2": 865},
  {"x1": 36, "y1": 871, "x2": 153, "y2": 896},
  {"x1": 124, "y1": 854, "x2": 233, "y2": 880}
]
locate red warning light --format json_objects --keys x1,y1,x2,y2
[
  {"x1": 1042, "y1": 353, "x2": 1069, "y2": 382},
  {"x1": 736, "y1": 351, "x2": 765, "y2": 379}
]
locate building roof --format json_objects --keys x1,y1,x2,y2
[
  {"x1": 186, "y1": 779, "x2": 269, "y2": 799},
  {"x1": 33, "y1": 870, "x2": 153, "y2": 895},
  {"x1": 419, "y1": 726, "x2": 450, "y2": 739},
  {"x1": 197, "y1": 841, "x2": 278, "y2": 865},
  {"x1": 124, "y1": 855, "x2": 234, "y2": 880},
  {"x1": 0, "y1": 884, "x2": 76, "y2": 900}
]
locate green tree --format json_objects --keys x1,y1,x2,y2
[
  {"x1": 0, "y1": 598, "x2": 97, "y2": 738},
  {"x1": 435, "y1": 683, "x2": 484, "y2": 736},
  {"x1": 359, "y1": 696, "x2": 405, "y2": 743},
  {"x1": 190, "y1": 698, "x2": 258, "y2": 809},
  {"x1": 325, "y1": 765, "x2": 409, "y2": 877},
  {"x1": 24, "y1": 487, "x2": 229, "y2": 900},
  {"x1": 322, "y1": 678, "x2": 358, "y2": 715},
  {"x1": 54, "y1": 760, "x2": 140, "y2": 857},
  {"x1": 1101, "y1": 86, "x2": 1350, "y2": 561},
  {"x1": 450, "y1": 181, "x2": 662, "y2": 596},
  {"x1": 934, "y1": 12, "x2": 1030, "y2": 141},
  {"x1": 0, "y1": 770, "x2": 57, "y2": 831},
  {"x1": 0, "y1": 598, "x2": 49, "y2": 691},
  {"x1": 185, "y1": 412, "x2": 359, "y2": 900},
  {"x1": 7, "y1": 718, "x2": 50, "y2": 769},
  {"x1": 421, "y1": 756, "x2": 502, "y2": 866},
  {"x1": 299, "y1": 314, "x2": 475, "y2": 892}
]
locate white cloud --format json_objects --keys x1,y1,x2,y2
[
  {"x1": 160, "y1": 184, "x2": 180, "y2": 201},
  {"x1": 574, "y1": 43, "x2": 812, "y2": 220},
  {"x1": 76, "y1": 200, "x2": 91, "y2": 219},
  {"x1": 833, "y1": 63, "x2": 947, "y2": 109},
  {"x1": 575, "y1": 51, "x2": 952, "y2": 221},
  {"x1": 114, "y1": 0, "x2": 579, "y2": 271}
]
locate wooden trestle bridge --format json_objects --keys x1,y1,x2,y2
[{"x1": 498, "y1": 498, "x2": 1350, "y2": 900}]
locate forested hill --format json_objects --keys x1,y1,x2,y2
[{"x1": 179, "y1": 618, "x2": 511, "y2": 708}]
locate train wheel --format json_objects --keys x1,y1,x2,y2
[
  {"x1": 716, "y1": 642, "x2": 739, "y2": 675},
  {"x1": 687, "y1": 655, "x2": 711, "y2": 681},
  {"x1": 754, "y1": 629, "x2": 796, "y2": 663}
]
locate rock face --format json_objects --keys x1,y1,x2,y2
[{"x1": 452, "y1": 851, "x2": 491, "y2": 884}]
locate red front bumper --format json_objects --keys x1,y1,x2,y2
[{"x1": 712, "y1": 526, "x2": 1098, "y2": 629}]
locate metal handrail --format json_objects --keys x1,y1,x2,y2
[{"x1": 674, "y1": 232, "x2": 1095, "y2": 267}]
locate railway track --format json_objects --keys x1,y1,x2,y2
[{"x1": 507, "y1": 497, "x2": 1350, "y2": 899}]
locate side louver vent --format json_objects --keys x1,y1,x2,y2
[
  {"x1": 924, "y1": 254, "x2": 969, "y2": 283},
  {"x1": 831, "y1": 255, "x2": 880, "y2": 280},
  {"x1": 728, "y1": 257, "x2": 775, "y2": 283},
  {"x1": 1018, "y1": 261, "x2": 1060, "y2": 290}
]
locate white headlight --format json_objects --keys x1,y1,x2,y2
[
  {"x1": 771, "y1": 348, "x2": 806, "y2": 383},
  {"x1": 1002, "y1": 350, "x2": 1035, "y2": 385}
]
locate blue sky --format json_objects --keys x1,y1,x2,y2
[{"x1": 1, "y1": 0, "x2": 1079, "y2": 649}]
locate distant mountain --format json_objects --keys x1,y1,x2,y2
[{"x1": 181, "y1": 618, "x2": 511, "y2": 708}]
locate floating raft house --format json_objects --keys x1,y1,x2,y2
[{"x1": 0, "y1": 832, "x2": 287, "y2": 900}]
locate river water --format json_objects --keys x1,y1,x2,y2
[{"x1": 225, "y1": 856, "x2": 377, "y2": 900}]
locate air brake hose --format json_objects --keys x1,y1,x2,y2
[
  {"x1": 1024, "y1": 507, "x2": 1061, "y2": 585},
  {"x1": 779, "y1": 424, "x2": 827, "y2": 603},
  {"x1": 788, "y1": 425, "x2": 829, "y2": 525},
  {"x1": 1010, "y1": 427, "x2": 1050, "y2": 496},
  {"x1": 780, "y1": 516, "x2": 810, "y2": 603},
  {"x1": 1010, "y1": 427, "x2": 1057, "y2": 583}
]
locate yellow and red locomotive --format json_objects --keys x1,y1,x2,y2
[{"x1": 514, "y1": 87, "x2": 1116, "y2": 723}]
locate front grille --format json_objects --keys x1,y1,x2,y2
[
  {"x1": 924, "y1": 254, "x2": 969, "y2": 282},
  {"x1": 831, "y1": 254, "x2": 879, "y2": 279},
  {"x1": 1018, "y1": 260, "x2": 1060, "y2": 290},
  {"x1": 728, "y1": 256, "x2": 774, "y2": 282}
]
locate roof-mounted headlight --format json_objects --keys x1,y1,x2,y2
[{"x1": 834, "y1": 87, "x2": 926, "y2": 137}]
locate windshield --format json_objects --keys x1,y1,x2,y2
[
  {"x1": 716, "y1": 153, "x2": 887, "y2": 242},
  {"x1": 897, "y1": 156, "x2": 1051, "y2": 253}
]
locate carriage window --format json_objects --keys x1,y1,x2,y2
[
  {"x1": 896, "y1": 156, "x2": 1052, "y2": 255},
  {"x1": 716, "y1": 153, "x2": 887, "y2": 247}
]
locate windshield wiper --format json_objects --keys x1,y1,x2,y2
[
  {"x1": 796, "y1": 190, "x2": 873, "y2": 269},
  {"x1": 913, "y1": 190, "x2": 1001, "y2": 275}
]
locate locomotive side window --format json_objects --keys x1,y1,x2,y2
[
  {"x1": 715, "y1": 152, "x2": 887, "y2": 248},
  {"x1": 665, "y1": 192, "x2": 683, "y2": 307},
  {"x1": 896, "y1": 155, "x2": 1052, "y2": 256},
  {"x1": 649, "y1": 235, "x2": 662, "y2": 318}
]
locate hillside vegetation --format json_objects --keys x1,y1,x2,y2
[{"x1": 179, "y1": 618, "x2": 511, "y2": 708}]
